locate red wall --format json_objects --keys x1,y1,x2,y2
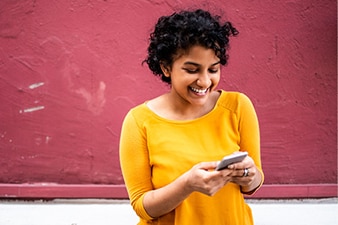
[{"x1": 0, "y1": 0, "x2": 336, "y2": 199}]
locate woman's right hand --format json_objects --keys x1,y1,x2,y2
[
  {"x1": 143, "y1": 161, "x2": 233, "y2": 218},
  {"x1": 184, "y1": 162, "x2": 233, "y2": 196}
]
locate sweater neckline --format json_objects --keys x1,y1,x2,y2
[{"x1": 142, "y1": 90, "x2": 225, "y2": 124}]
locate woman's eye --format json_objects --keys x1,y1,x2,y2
[
  {"x1": 184, "y1": 68, "x2": 198, "y2": 74},
  {"x1": 209, "y1": 68, "x2": 219, "y2": 73},
  {"x1": 183, "y1": 67, "x2": 218, "y2": 74}
]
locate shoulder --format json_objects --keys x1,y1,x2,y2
[
  {"x1": 217, "y1": 90, "x2": 254, "y2": 112},
  {"x1": 125, "y1": 103, "x2": 151, "y2": 122}
]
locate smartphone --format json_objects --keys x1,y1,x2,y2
[{"x1": 215, "y1": 151, "x2": 248, "y2": 171}]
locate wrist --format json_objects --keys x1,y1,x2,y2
[{"x1": 180, "y1": 171, "x2": 195, "y2": 195}]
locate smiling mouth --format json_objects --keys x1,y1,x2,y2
[{"x1": 189, "y1": 86, "x2": 209, "y2": 94}]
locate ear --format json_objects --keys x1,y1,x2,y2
[{"x1": 160, "y1": 63, "x2": 170, "y2": 77}]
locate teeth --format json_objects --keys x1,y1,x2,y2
[{"x1": 190, "y1": 87, "x2": 208, "y2": 93}]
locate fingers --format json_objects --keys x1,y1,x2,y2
[
  {"x1": 226, "y1": 155, "x2": 257, "y2": 186},
  {"x1": 231, "y1": 166, "x2": 256, "y2": 178},
  {"x1": 196, "y1": 161, "x2": 219, "y2": 171},
  {"x1": 188, "y1": 162, "x2": 234, "y2": 196},
  {"x1": 191, "y1": 160, "x2": 256, "y2": 196},
  {"x1": 230, "y1": 166, "x2": 257, "y2": 188}
]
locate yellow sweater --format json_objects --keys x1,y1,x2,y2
[{"x1": 119, "y1": 90, "x2": 264, "y2": 225}]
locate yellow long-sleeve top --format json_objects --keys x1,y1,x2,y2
[{"x1": 119, "y1": 90, "x2": 264, "y2": 225}]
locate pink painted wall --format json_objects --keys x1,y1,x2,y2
[{"x1": 0, "y1": 0, "x2": 336, "y2": 198}]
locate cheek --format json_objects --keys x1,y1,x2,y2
[{"x1": 211, "y1": 73, "x2": 221, "y2": 85}]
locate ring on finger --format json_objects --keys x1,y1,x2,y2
[{"x1": 243, "y1": 168, "x2": 249, "y2": 177}]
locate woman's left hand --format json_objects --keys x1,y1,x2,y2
[{"x1": 228, "y1": 156, "x2": 262, "y2": 193}]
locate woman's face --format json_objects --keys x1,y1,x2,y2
[{"x1": 162, "y1": 45, "x2": 221, "y2": 106}]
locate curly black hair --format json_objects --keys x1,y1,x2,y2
[{"x1": 143, "y1": 9, "x2": 238, "y2": 84}]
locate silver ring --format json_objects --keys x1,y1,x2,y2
[{"x1": 243, "y1": 168, "x2": 249, "y2": 177}]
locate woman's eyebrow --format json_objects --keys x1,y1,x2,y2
[
  {"x1": 211, "y1": 61, "x2": 221, "y2": 66},
  {"x1": 183, "y1": 61, "x2": 200, "y2": 66},
  {"x1": 183, "y1": 61, "x2": 221, "y2": 66}
]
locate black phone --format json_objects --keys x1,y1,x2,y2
[{"x1": 215, "y1": 152, "x2": 248, "y2": 171}]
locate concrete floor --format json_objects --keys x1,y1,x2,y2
[{"x1": 0, "y1": 198, "x2": 337, "y2": 225}]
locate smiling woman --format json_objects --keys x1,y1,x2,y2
[
  {"x1": 150, "y1": 45, "x2": 222, "y2": 120},
  {"x1": 119, "y1": 9, "x2": 264, "y2": 225}
]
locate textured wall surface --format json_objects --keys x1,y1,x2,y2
[{"x1": 0, "y1": 0, "x2": 336, "y2": 197}]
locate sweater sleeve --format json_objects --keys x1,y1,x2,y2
[
  {"x1": 119, "y1": 110, "x2": 154, "y2": 220},
  {"x1": 237, "y1": 93, "x2": 264, "y2": 194}
]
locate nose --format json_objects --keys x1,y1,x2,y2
[{"x1": 196, "y1": 71, "x2": 211, "y2": 87}]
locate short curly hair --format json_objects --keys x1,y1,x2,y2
[{"x1": 143, "y1": 9, "x2": 238, "y2": 84}]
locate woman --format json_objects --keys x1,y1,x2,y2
[{"x1": 119, "y1": 9, "x2": 264, "y2": 225}]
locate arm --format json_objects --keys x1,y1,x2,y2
[
  {"x1": 228, "y1": 93, "x2": 264, "y2": 194},
  {"x1": 119, "y1": 111, "x2": 154, "y2": 220}
]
